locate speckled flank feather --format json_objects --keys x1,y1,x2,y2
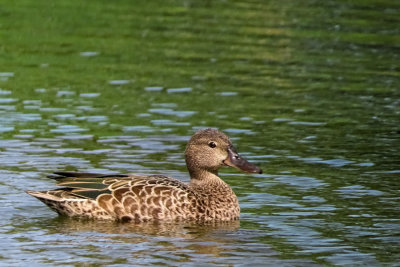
[{"x1": 26, "y1": 129, "x2": 261, "y2": 222}]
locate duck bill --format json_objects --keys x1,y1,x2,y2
[{"x1": 223, "y1": 146, "x2": 263, "y2": 174}]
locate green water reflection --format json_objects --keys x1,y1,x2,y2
[{"x1": 0, "y1": 0, "x2": 399, "y2": 265}]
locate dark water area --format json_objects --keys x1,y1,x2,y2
[{"x1": 0, "y1": 0, "x2": 399, "y2": 265}]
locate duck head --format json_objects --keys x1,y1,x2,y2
[{"x1": 185, "y1": 128, "x2": 262, "y2": 177}]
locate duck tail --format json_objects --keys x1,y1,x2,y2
[
  {"x1": 25, "y1": 190, "x2": 63, "y2": 202},
  {"x1": 25, "y1": 190, "x2": 75, "y2": 216}
]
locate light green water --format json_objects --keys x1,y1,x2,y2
[{"x1": 0, "y1": 0, "x2": 399, "y2": 265}]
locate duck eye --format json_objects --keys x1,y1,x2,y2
[{"x1": 208, "y1": 141, "x2": 217, "y2": 148}]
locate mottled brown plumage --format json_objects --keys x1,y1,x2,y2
[{"x1": 26, "y1": 128, "x2": 262, "y2": 222}]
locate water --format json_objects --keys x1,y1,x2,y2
[{"x1": 1, "y1": 0, "x2": 399, "y2": 265}]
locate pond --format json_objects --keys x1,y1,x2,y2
[{"x1": 0, "y1": 0, "x2": 399, "y2": 265}]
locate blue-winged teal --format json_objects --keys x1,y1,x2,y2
[{"x1": 26, "y1": 128, "x2": 262, "y2": 222}]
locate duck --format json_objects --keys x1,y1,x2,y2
[{"x1": 26, "y1": 128, "x2": 262, "y2": 222}]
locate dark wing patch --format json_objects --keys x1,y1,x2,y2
[
  {"x1": 49, "y1": 172, "x2": 130, "y2": 179},
  {"x1": 57, "y1": 181, "x2": 109, "y2": 190},
  {"x1": 46, "y1": 172, "x2": 132, "y2": 200},
  {"x1": 69, "y1": 189, "x2": 112, "y2": 199}
]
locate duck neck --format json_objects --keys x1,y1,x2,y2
[{"x1": 188, "y1": 168, "x2": 231, "y2": 191}]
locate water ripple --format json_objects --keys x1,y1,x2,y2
[
  {"x1": 0, "y1": 98, "x2": 18, "y2": 103},
  {"x1": 274, "y1": 175, "x2": 327, "y2": 190},
  {"x1": 336, "y1": 185, "x2": 384, "y2": 198},
  {"x1": 148, "y1": 108, "x2": 196, "y2": 117},
  {"x1": 167, "y1": 88, "x2": 192, "y2": 94}
]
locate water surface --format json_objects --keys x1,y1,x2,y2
[{"x1": 0, "y1": 0, "x2": 399, "y2": 265}]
